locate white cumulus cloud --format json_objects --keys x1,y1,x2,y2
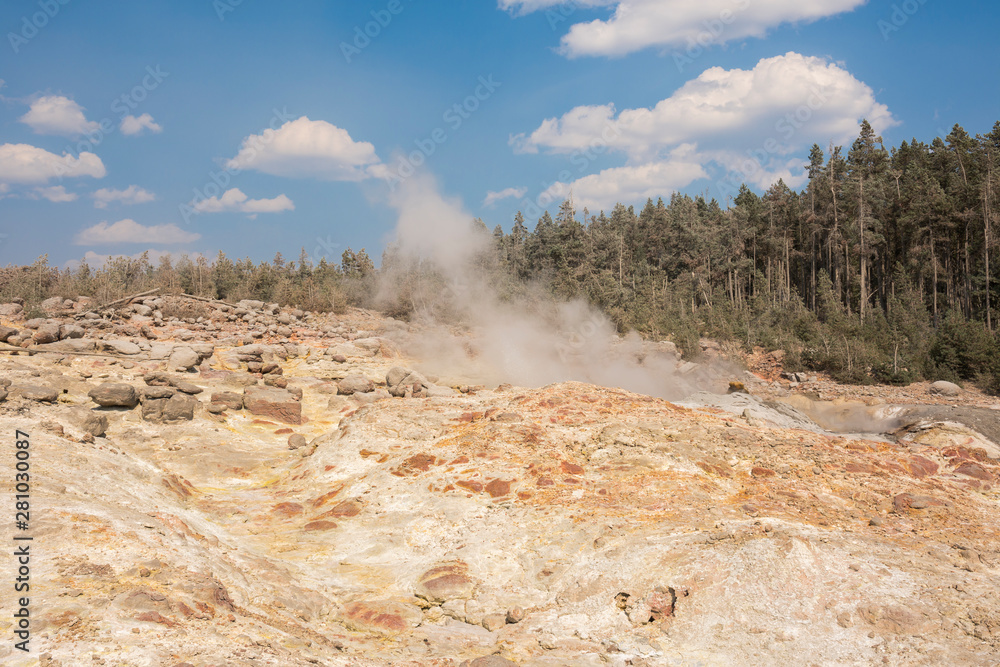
[
  {"x1": 92, "y1": 185, "x2": 157, "y2": 209},
  {"x1": 74, "y1": 219, "x2": 201, "y2": 246},
  {"x1": 19, "y1": 95, "x2": 100, "y2": 136},
  {"x1": 120, "y1": 113, "x2": 163, "y2": 136},
  {"x1": 499, "y1": 0, "x2": 866, "y2": 58},
  {"x1": 483, "y1": 187, "x2": 528, "y2": 207},
  {"x1": 0, "y1": 143, "x2": 106, "y2": 185},
  {"x1": 30, "y1": 185, "x2": 78, "y2": 203},
  {"x1": 192, "y1": 188, "x2": 294, "y2": 214},
  {"x1": 512, "y1": 52, "x2": 896, "y2": 209},
  {"x1": 226, "y1": 116, "x2": 383, "y2": 181}
]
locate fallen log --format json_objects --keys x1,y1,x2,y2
[{"x1": 76, "y1": 288, "x2": 160, "y2": 318}]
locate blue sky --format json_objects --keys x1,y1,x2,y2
[{"x1": 1, "y1": 0, "x2": 997, "y2": 269}]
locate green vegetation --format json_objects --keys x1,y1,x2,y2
[{"x1": 4, "y1": 121, "x2": 1000, "y2": 392}]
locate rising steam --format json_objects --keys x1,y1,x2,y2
[{"x1": 377, "y1": 171, "x2": 731, "y2": 399}]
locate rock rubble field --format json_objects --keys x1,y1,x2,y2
[{"x1": 0, "y1": 294, "x2": 998, "y2": 666}]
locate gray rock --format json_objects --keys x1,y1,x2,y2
[
  {"x1": 243, "y1": 386, "x2": 302, "y2": 424},
  {"x1": 211, "y1": 391, "x2": 244, "y2": 410},
  {"x1": 104, "y1": 339, "x2": 142, "y2": 355},
  {"x1": 338, "y1": 376, "x2": 375, "y2": 395},
  {"x1": 40, "y1": 296, "x2": 65, "y2": 312},
  {"x1": 288, "y1": 434, "x2": 307, "y2": 450},
  {"x1": 206, "y1": 402, "x2": 227, "y2": 414},
  {"x1": 32, "y1": 324, "x2": 61, "y2": 344},
  {"x1": 0, "y1": 303, "x2": 24, "y2": 318},
  {"x1": 37, "y1": 338, "x2": 97, "y2": 353},
  {"x1": 929, "y1": 380, "x2": 961, "y2": 397},
  {"x1": 23, "y1": 318, "x2": 45, "y2": 330},
  {"x1": 0, "y1": 326, "x2": 18, "y2": 342},
  {"x1": 58, "y1": 324, "x2": 85, "y2": 340},
  {"x1": 386, "y1": 367, "x2": 429, "y2": 397},
  {"x1": 188, "y1": 343, "x2": 215, "y2": 361},
  {"x1": 141, "y1": 386, "x2": 176, "y2": 400},
  {"x1": 132, "y1": 304, "x2": 152, "y2": 317},
  {"x1": 14, "y1": 384, "x2": 59, "y2": 402},
  {"x1": 142, "y1": 394, "x2": 197, "y2": 423},
  {"x1": 173, "y1": 380, "x2": 203, "y2": 395},
  {"x1": 89, "y1": 383, "x2": 140, "y2": 408},
  {"x1": 167, "y1": 346, "x2": 200, "y2": 371},
  {"x1": 426, "y1": 384, "x2": 457, "y2": 397},
  {"x1": 77, "y1": 411, "x2": 108, "y2": 437}
]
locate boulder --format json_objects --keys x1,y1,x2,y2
[
  {"x1": 104, "y1": 340, "x2": 142, "y2": 355},
  {"x1": 141, "y1": 386, "x2": 176, "y2": 400},
  {"x1": 167, "y1": 346, "x2": 200, "y2": 371},
  {"x1": 172, "y1": 380, "x2": 204, "y2": 395},
  {"x1": 89, "y1": 383, "x2": 140, "y2": 408},
  {"x1": 32, "y1": 324, "x2": 61, "y2": 344},
  {"x1": 386, "y1": 367, "x2": 429, "y2": 397},
  {"x1": 211, "y1": 392, "x2": 245, "y2": 410},
  {"x1": 58, "y1": 324, "x2": 85, "y2": 340},
  {"x1": 142, "y1": 394, "x2": 197, "y2": 423},
  {"x1": 77, "y1": 411, "x2": 108, "y2": 437},
  {"x1": 41, "y1": 296, "x2": 65, "y2": 313},
  {"x1": 148, "y1": 343, "x2": 174, "y2": 360},
  {"x1": 0, "y1": 303, "x2": 24, "y2": 318},
  {"x1": 13, "y1": 384, "x2": 59, "y2": 403},
  {"x1": 929, "y1": 381, "x2": 961, "y2": 397},
  {"x1": 243, "y1": 386, "x2": 302, "y2": 424},
  {"x1": 0, "y1": 326, "x2": 18, "y2": 342},
  {"x1": 413, "y1": 560, "x2": 476, "y2": 604},
  {"x1": 337, "y1": 376, "x2": 375, "y2": 395},
  {"x1": 35, "y1": 339, "x2": 96, "y2": 353}
]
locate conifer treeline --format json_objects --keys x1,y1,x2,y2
[
  {"x1": 3, "y1": 120, "x2": 999, "y2": 389},
  {"x1": 489, "y1": 120, "x2": 1000, "y2": 332},
  {"x1": 471, "y1": 120, "x2": 1000, "y2": 389}
]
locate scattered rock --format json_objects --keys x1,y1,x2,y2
[
  {"x1": 89, "y1": 383, "x2": 140, "y2": 409},
  {"x1": 243, "y1": 386, "x2": 302, "y2": 424},
  {"x1": 167, "y1": 346, "x2": 200, "y2": 371},
  {"x1": 104, "y1": 339, "x2": 142, "y2": 355},
  {"x1": 32, "y1": 323, "x2": 61, "y2": 344},
  {"x1": 929, "y1": 381, "x2": 962, "y2": 397},
  {"x1": 414, "y1": 560, "x2": 476, "y2": 604},
  {"x1": 142, "y1": 394, "x2": 197, "y2": 423},
  {"x1": 211, "y1": 392, "x2": 244, "y2": 411},
  {"x1": 13, "y1": 384, "x2": 59, "y2": 403},
  {"x1": 77, "y1": 411, "x2": 108, "y2": 437},
  {"x1": 337, "y1": 375, "x2": 375, "y2": 395}
]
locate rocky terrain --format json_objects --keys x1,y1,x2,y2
[{"x1": 0, "y1": 294, "x2": 998, "y2": 666}]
